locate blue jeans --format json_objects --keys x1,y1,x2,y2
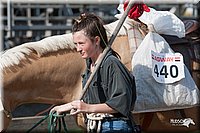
[{"x1": 100, "y1": 118, "x2": 137, "y2": 133}]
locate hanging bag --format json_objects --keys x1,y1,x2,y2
[{"x1": 132, "y1": 8, "x2": 199, "y2": 113}]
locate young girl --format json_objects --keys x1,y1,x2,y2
[{"x1": 50, "y1": 13, "x2": 139, "y2": 133}]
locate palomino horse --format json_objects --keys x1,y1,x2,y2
[{"x1": 1, "y1": 20, "x2": 199, "y2": 132}]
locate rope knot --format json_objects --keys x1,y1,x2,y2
[
  {"x1": 148, "y1": 24, "x2": 157, "y2": 33},
  {"x1": 86, "y1": 113, "x2": 114, "y2": 132}
]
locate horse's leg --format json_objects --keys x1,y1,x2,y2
[
  {"x1": 133, "y1": 112, "x2": 155, "y2": 132},
  {"x1": 141, "y1": 113, "x2": 154, "y2": 130}
]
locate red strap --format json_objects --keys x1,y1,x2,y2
[{"x1": 124, "y1": 0, "x2": 150, "y2": 20}]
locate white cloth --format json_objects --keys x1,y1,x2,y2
[{"x1": 138, "y1": 7, "x2": 185, "y2": 38}]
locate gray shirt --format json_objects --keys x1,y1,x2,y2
[{"x1": 82, "y1": 50, "x2": 136, "y2": 118}]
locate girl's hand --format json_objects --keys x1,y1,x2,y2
[
  {"x1": 50, "y1": 103, "x2": 74, "y2": 115},
  {"x1": 70, "y1": 100, "x2": 89, "y2": 115}
]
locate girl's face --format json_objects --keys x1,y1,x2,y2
[{"x1": 73, "y1": 30, "x2": 97, "y2": 59}]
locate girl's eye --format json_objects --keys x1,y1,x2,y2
[
  {"x1": 79, "y1": 43, "x2": 84, "y2": 46},
  {"x1": 74, "y1": 43, "x2": 84, "y2": 47}
]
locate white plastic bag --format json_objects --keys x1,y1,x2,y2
[
  {"x1": 132, "y1": 32, "x2": 199, "y2": 113},
  {"x1": 132, "y1": 8, "x2": 199, "y2": 113},
  {"x1": 138, "y1": 8, "x2": 185, "y2": 38}
]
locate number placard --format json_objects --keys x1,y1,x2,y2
[{"x1": 151, "y1": 51, "x2": 185, "y2": 84}]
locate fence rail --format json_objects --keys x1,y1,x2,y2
[
  {"x1": 1, "y1": 0, "x2": 199, "y2": 4},
  {"x1": 1, "y1": 1, "x2": 199, "y2": 50}
]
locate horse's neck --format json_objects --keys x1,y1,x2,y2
[{"x1": 3, "y1": 50, "x2": 86, "y2": 112}]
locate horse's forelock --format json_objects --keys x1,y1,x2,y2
[{"x1": 0, "y1": 33, "x2": 75, "y2": 70}]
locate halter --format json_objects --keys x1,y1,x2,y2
[
  {"x1": 3, "y1": 109, "x2": 12, "y2": 119},
  {"x1": 0, "y1": 99, "x2": 12, "y2": 119}
]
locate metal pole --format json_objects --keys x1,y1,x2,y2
[
  {"x1": 7, "y1": 0, "x2": 12, "y2": 38},
  {"x1": 0, "y1": 1, "x2": 3, "y2": 51},
  {"x1": 78, "y1": 0, "x2": 135, "y2": 100},
  {"x1": 0, "y1": 2, "x2": 3, "y2": 131}
]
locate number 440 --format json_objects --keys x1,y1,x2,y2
[{"x1": 154, "y1": 64, "x2": 178, "y2": 78}]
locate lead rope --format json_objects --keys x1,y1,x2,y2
[
  {"x1": 27, "y1": 113, "x2": 68, "y2": 133},
  {"x1": 48, "y1": 113, "x2": 68, "y2": 133}
]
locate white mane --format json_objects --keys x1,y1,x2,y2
[
  {"x1": 0, "y1": 33, "x2": 75, "y2": 70},
  {"x1": 0, "y1": 20, "x2": 128, "y2": 70}
]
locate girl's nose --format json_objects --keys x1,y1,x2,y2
[{"x1": 76, "y1": 45, "x2": 81, "y2": 52}]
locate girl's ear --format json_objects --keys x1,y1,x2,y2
[{"x1": 95, "y1": 36, "x2": 100, "y2": 45}]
